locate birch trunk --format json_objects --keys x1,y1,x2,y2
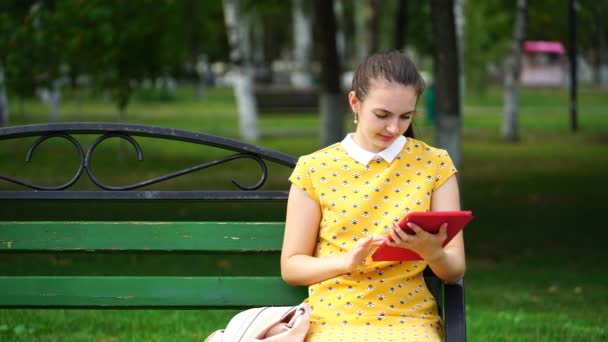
[
  {"x1": 38, "y1": 79, "x2": 63, "y2": 123},
  {"x1": 195, "y1": 55, "x2": 208, "y2": 100},
  {"x1": 0, "y1": 63, "x2": 9, "y2": 127},
  {"x1": 222, "y1": 0, "x2": 259, "y2": 141},
  {"x1": 454, "y1": 0, "x2": 466, "y2": 109},
  {"x1": 291, "y1": 0, "x2": 313, "y2": 89},
  {"x1": 431, "y1": 0, "x2": 462, "y2": 170},
  {"x1": 334, "y1": 0, "x2": 346, "y2": 66},
  {"x1": 502, "y1": 0, "x2": 528, "y2": 142}
]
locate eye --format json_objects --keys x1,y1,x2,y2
[
  {"x1": 400, "y1": 111, "x2": 415, "y2": 119},
  {"x1": 375, "y1": 114, "x2": 388, "y2": 119}
]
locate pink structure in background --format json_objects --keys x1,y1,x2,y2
[{"x1": 521, "y1": 40, "x2": 567, "y2": 87}]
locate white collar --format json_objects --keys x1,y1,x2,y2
[{"x1": 341, "y1": 133, "x2": 406, "y2": 165}]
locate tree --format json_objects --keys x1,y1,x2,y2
[
  {"x1": 502, "y1": 0, "x2": 528, "y2": 142},
  {"x1": 0, "y1": 64, "x2": 9, "y2": 126},
  {"x1": 454, "y1": 0, "x2": 466, "y2": 109},
  {"x1": 314, "y1": 0, "x2": 344, "y2": 147},
  {"x1": 580, "y1": 0, "x2": 608, "y2": 86},
  {"x1": 291, "y1": 0, "x2": 313, "y2": 88},
  {"x1": 223, "y1": 0, "x2": 259, "y2": 141},
  {"x1": 430, "y1": 0, "x2": 462, "y2": 170},
  {"x1": 0, "y1": 0, "x2": 66, "y2": 122},
  {"x1": 465, "y1": 0, "x2": 512, "y2": 95},
  {"x1": 354, "y1": 0, "x2": 381, "y2": 59},
  {"x1": 393, "y1": 0, "x2": 409, "y2": 50},
  {"x1": 60, "y1": 1, "x2": 190, "y2": 119}
]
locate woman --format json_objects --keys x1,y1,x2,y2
[{"x1": 281, "y1": 51, "x2": 465, "y2": 342}]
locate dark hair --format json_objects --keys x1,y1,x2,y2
[{"x1": 351, "y1": 51, "x2": 425, "y2": 138}]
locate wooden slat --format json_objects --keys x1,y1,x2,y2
[
  {"x1": 0, "y1": 222, "x2": 284, "y2": 251},
  {"x1": 0, "y1": 276, "x2": 307, "y2": 308}
]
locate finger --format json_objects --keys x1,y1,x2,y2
[
  {"x1": 390, "y1": 225, "x2": 412, "y2": 247},
  {"x1": 438, "y1": 223, "x2": 448, "y2": 238},
  {"x1": 370, "y1": 235, "x2": 386, "y2": 246},
  {"x1": 393, "y1": 222, "x2": 410, "y2": 240},
  {"x1": 359, "y1": 236, "x2": 373, "y2": 248},
  {"x1": 388, "y1": 228, "x2": 402, "y2": 246},
  {"x1": 406, "y1": 222, "x2": 424, "y2": 235}
]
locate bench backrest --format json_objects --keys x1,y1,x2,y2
[{"x1": 0, "y1": 123, "x2": 307, "y2": 308}]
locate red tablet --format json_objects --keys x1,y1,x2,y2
[{"x1": 371, "y1": 211, "x2": 473, "y2": 262}]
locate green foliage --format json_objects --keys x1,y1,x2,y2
[
  {"x1": 466, "y1": 0, "x2": 512, "y2": 94},
  {"x1": 0, "y1": 0, "x2": 228, "y2": 112},
  {"x1": 0, "y1": 0, "x2": 65, "y2": 97}
]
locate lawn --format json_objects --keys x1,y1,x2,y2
[{"x1": 1, "y1": 85, "x2": 607, "y2": 341}]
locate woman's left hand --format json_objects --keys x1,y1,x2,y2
[{"x1": 387, "y1": 221, "x2": 448, "y2": 262}]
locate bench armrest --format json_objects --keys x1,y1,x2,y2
[{"x1": 444, "y1": 278, "x2": 466, "y2": 342}]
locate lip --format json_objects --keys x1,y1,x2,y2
[{"x1": 378, "y1": 134, "x2": 394, "y2": 142}]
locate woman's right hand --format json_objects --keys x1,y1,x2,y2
[{"x1": 343, "y1": 235, "x2": 385, "y2": 271}]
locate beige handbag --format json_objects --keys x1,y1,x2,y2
[{"x1": 204, "y1": 304, "x2": 311, "y2": 342}]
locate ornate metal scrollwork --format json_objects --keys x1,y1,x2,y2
[
  {"x1": 0, "y1": 133, "x2": 85, "y2": 190},
  {"x1": 0, "y1": 123, "x2": 296, "y2": 193}
]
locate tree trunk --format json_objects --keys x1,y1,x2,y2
[
  {"x1": 118, "y1": 105, "x2": 127, "y2": 161},
  {"x1": 394, "y1": 0, "x2": 408, "y2": 50},
  {"x1": 251, "y1": 12, "x2": 265, "y2": 69},
  {"x1": 431, "y1": 0, "x2": 462, "y2": 171},
  {"x1": 0, "y1": 63, "x2": 9, "y2": 127},
  {"x1": 50, "y1": 80, "x2": 62, "y2": 123},
  {"x1": 591, "y1": 4, "x2": 606, "y2": 87},
  {"x1": 291, "y1": 0, "x2": 313, "y2": 89},
  {"x1": 19, "y1": 96, "x2": 24, "y2": 124},
  {"x1": 454, "y1": 0, "x2": 466, "y2": 109},
  {"x1": 222, "y1": 0, "x2": 259, "y2": 141},
  {"x1": 38, "y1": 80, "x2": 63, "y2": 123},
  {"x1": 334, "y1": 0, "x2": 346, "y2": 65},
  {"x1": 195, "y1": 54, "x2": 208, "y2": 100},
  {"x1": 502, "y1": 0, "x2": 528, "y2": 142},
  {"x1": 354, "y1": 0, "x2": 369, "y2": 61},
  {"x1": 367, "y1": 0, "x2": 381, "y2": 53},
  {"x1": 314, "y1": 0, "x2": 344, "y2": 147}
]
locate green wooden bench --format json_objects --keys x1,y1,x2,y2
[{"x1": 0, "y1": 123, "x2": 466, "y2": 341}]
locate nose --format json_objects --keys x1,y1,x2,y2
[{"x1": 386, "y1": 118, "x2": 399, "y2": 134}]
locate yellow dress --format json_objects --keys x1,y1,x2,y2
[{"x1": 289, "y1": 137, "x2": 457, "y2": 342}]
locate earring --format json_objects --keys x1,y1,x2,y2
[{"x1": 353, "y1": 113, "x2": 358, "y2": 124}]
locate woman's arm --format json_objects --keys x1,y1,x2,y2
[
  {"x1": 281, "y1": 184, "x2": 383, "y2": 286},
  {"x1": 425, "y1": 175, "x2": 466, "y2": 283},
  {"x1": 387, "y1": 175, "x2": 466, "y2": 284}
]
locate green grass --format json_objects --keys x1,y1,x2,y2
[{"x1": 1, "y1": 85, "x2": 608, "y2": 341}]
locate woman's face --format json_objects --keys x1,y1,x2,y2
[{"x1": 349, "y1": 78, "x2": 418, "y2": 153}]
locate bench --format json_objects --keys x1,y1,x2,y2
[
  {"x1": 0, "y1": 123, "x2": 466, "y2": 341},
  {"x1": 255, "y1": 86, "x2": 349, "y2": 113}
]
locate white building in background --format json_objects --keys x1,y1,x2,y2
[
  {"x1": 520, "y1": 41, "x2": 567, "y2": 87},
  {"x1": 520, "y1": 40, "x2": 598, "y2": 88}
]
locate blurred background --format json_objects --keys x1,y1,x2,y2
[{"x1": 0, "y1": 0, "x2": 607, "y2": 341}]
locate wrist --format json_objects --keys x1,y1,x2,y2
[
  {"x1": 329, "y1": 254, "x2": 352, "y2": 275},
  {"x1": 424, "y1": 249, "x2": 446, "y2": 264}
]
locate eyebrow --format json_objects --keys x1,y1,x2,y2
[{"x1": 373, "y1": 108, "x2": 416, "y2": 116}]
